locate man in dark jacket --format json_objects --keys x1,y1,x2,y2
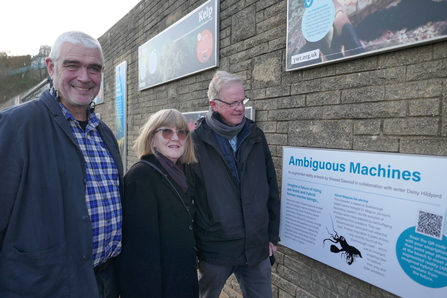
[
  {"x1": 191, "y1": 71, "x2": 280, "y2": 298},
  {"x1": 0, "y1": 31, "x2": 123, "y2": 298}
]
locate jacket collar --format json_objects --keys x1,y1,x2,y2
[{"x1": 195, "y1": 117, "x2": 258, "y2": 144}]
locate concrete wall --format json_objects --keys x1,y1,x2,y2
[{"x1": 96, "y1": 0, "x2": 447, "y2": 297}]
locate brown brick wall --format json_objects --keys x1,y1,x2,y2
[{"x1": 96, "y1": 0, "x2": 447, "y2": 297}]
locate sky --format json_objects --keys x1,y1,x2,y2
[{"x1": 1, "y1": 0, "x2": 142, "y2": 56}]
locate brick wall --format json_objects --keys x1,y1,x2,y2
[{"x1": 96, "y1": 0, "x2": 447, "y2": 297}]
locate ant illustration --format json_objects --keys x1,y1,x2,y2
[{"x1": 323, "y1": 215, "x2": 362, "y2": 265}]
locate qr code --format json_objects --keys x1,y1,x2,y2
[{"x1": 416, "y1": 210, "x2": 444, "y2": 240}]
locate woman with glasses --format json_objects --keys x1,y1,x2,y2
[{"x1": 119, "y1": 109, "x2": 199, "y2": 298}]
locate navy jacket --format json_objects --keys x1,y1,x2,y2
[
  {"x1": 191, "y1": 117, "x2": 280, "y2": 267},
  {"x1": 0, "y1": 90, "x2": 124, "y2": 297}
]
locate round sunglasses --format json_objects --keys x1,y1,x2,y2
[{"x1": 155, "y1": 128, "x2": 189, "y2": 140}]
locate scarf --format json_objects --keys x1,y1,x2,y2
[
  {"x1": 205, "y1": 107, "x2": 246, "y2": 140},
  {"x1": 156, "y1": 153, "x2": 188, "y2": 193}
]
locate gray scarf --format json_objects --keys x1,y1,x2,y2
[{"x1": 205, "y1": 107, "x2": 246, "y2": 140}]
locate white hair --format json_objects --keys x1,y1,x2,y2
[
  {"x1": 207, "y1": 71, "x2": 244, "y2": 102},
  {"x1": 49, "y1": 31, "x2": 104, "y2": 68}
]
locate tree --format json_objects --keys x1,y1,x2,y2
[{"x1": 0, "y1": 49, "x2": 49, "y2": 104}]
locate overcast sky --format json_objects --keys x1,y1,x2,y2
[{"x1": 1, "y1": 0, "x2": 142, "y2": 56}]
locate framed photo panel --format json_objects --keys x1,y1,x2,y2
[
  {"x1": 138, "y1": 0, "x2": 220, "y2": 89},
  {"x1": 286, "y1": 0, "x2": 447, "y2": 71}
]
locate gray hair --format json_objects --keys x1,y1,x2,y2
[
  {"x1": 49, "y1": 31, "x2": 104, "y2": 68},
  {"x1": 207, "y1": 71, "x2": 244, "y2": 102}
]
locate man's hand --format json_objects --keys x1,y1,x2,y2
[{"x1": 269, "y1": 242, "x2": 277, "y2": 256}]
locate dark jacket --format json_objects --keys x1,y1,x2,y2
[
  {"x1": 191, "y1": 117, "x2": 280, "y2": 267},
  {"x1": 0, "y1": 90, "x2": 124, "y2": 298},
  {"x1": 119, "y1": 154, "x2": 199, "y2": 298}
]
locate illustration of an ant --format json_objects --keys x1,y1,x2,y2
[{"x1": 323, "y1": 215, "x2": 362, "y2": 265}]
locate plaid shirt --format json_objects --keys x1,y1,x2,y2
[{"x1": 55, "y1": 94, "x2": 122, "y2": 267}]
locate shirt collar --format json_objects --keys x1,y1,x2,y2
[{"x1": 50, "y1": 87, "x2": 99, "y2": 127}]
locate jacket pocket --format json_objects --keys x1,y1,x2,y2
[{"x1": 3, "y1": 244, "x2": 69, "y2": 297}]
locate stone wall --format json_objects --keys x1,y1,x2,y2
[{"x1": 96, "y1": 0, "x2": 447, "y2": 297}]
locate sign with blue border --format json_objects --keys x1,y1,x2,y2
[{"x1": 281, "y1": 147, "x2": 447, "y2": 297}]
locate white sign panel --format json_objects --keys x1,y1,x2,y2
[{"x1": 280, "y1": 147, "x2": 447, "y2": 298}]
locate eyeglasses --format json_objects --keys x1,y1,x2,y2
[
  {"x1": 155, "y1": 128, "x2": 189, "y2": 140},
  {"x1": 213, "y1": 97, "x2": 250, "y2": 110}
]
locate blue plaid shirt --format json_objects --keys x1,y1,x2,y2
[{"x1": 54, "y1": 92, "x2": 122, "y2": 267}]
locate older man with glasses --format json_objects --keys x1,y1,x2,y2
[{"x1": 191, "y1": 70, "x2": 281, "y2": 298}]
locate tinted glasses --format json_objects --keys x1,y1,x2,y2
[{"x1": 155, "y1": 128, "x2": 189, "y2": 140}]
